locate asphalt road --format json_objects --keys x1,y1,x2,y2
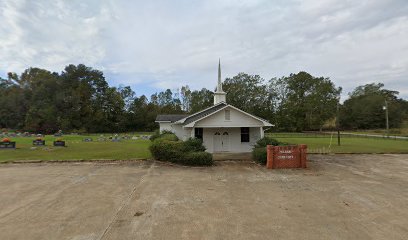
[{"x1": 0, "y1": 154, "x2": 407, "y2": 240}]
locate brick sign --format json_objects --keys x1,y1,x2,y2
[{"x1": 266, "y1": 145, "x2": 307, "y2": 169}]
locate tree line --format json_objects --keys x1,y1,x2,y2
[{"x1": 1, "y1": 64, "x2": 407, "y2": 133}]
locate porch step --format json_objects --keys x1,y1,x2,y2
[{"x1": 212, "y1": 152, "x2": 253, "y2": 161}]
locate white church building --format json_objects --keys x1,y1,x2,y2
[{"x1": 155, "y1": 61, "x2": 273, "y2": 153}]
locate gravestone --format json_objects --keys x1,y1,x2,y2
[
  {"x1": 112, "y1": 134, "x2": 121, "y2": 142},
  {"x1": 0, "y1": 140, "x2": 16, "y2": 149},
  {"x1": 33, "y1": 139, "x2": 46, "y2": 146},
  {"x1": 140, "y1": 135, "x2": 150, "y2": 140},
  {"x1": 53, "y1": 141, "x2": 66, "y2": 147}
]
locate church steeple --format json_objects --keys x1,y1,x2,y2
[
  {"x1": 214, "y1": 59, "x2": 227, "y2": 105},
  {"x1": 217, "y1": 58, "x2": 223, "y2": 92}
]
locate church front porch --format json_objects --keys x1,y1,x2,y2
[{"x1": 195, "y1": 127, "x2": 263, "y2": 153}]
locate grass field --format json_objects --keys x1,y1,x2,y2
[
  {"x1": 2, "y1": 132, "x2": 408, "y2": 163},
  {"x1": 269, "y1": 133, "x2": 408, "y2": 153},
  {"x1": 0, "y1": 134, "x2": 152, "y2": 163}
]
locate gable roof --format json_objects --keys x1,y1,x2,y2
[
  {"x1": 176, "y1": 102, "x2": 273, "y2": 127},
  {"x1": 174, "y1": 102, "x2": 227, "y2": 125},
  {"x1": 155, "y1": 114, "x2": 189, "y2": 123}
]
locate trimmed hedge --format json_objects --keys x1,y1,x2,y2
[
  {"x1": 182, "y1": 138, "x2": 206, "y2": 152},
  {"x1": 180, "y1": 152, "x2": 213, "y2": 166},
  {"x1": 252, "y1": 137, "x2": 284, "y2": 165},
  {"x1": 149, "y1": 139, "x2": 184, "y2": 162},
  {"x1": 149, "y1": 134, "x2": 213, "y2": 166}
]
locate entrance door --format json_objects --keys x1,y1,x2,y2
[
  {"x1": 222, "y1": 132, "x2": 229, "y2": 151},
  {"x1": 213, "y1": 132, "x2": 222, "y2": 152}
]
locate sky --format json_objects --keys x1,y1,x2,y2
[{"x1": 1, "y1": 0, "x2": 408, "y2": 100}]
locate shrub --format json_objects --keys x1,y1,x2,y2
[
  {"x1": 252, "y1": 137, "x2": 284, "y2": 165},
  {"x1": 182, "y1": 138, "x2": 206, "y2": 152},
  {"x1": 181, "y1": 152, "x2": 213, "y2": 166},
  {"x1": 150, "y1": 129, "x2": 161, "y2": 141},
  {"x1": 149, "y1": 135, "x2": 212, "y2": 166},
  {"x1": 254, "y1": 136, "x2": 281, "y2": 148},
  {"x1": 149, "y1": 139, "x2": 184, "y2": 163},
  {"x1": 252, "y1": 147, "x2": 267, "y2": 165}
]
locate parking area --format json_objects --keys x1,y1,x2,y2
[{"x1": 0, "y1": 154, "x2": 407, "y2": 240}]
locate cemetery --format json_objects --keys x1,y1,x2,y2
[{"x1": 0, "y1": 131, "x2": 152, "y2": 163}]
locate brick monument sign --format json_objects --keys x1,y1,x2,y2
[{"x1": 266, "y1": 145, "x2": 307, "y2": 169}]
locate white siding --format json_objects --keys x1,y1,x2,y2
[
  {"x1": 202, "y1": 127, "x2": 262, "y2": 153},
  {"x1": 172, "y1": 124, "x2": 192, "y2": 141},
  {"x1": 194, "y1": 107, "x2": 263, "y2": 128},
  {"x1": 159, "y1": 123, "x2": 172, "y2": 132}
]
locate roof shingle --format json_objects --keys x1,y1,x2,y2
[
  {"x1": 182, "y1": 102, "x2": 227, "y2": 125},
  {"x1": 155, "y1": 114, "x2": 189, "y2": 123}
]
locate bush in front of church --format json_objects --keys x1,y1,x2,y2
[
  {"x1": 149, "y1": 137, "x2": 184, "y2": 163},
  {"x1": 182, "y1": 138, "x2": 206, "y2": 152},
  {"x1": 252, "y1": 137, "x2": 284, "y2": 165},
  {"x1": 149, "y1": 133, "x2": 213, "y2": 166},
  {"x1": 180, "y1": 152, "x2": 213, "y2": 166}
]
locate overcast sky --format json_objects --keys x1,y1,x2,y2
[{"x1": 1, "y1": 0, "x2": 407, "y2": 100}]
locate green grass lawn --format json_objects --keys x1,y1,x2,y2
[
  {"x1": 0, "y1": 134, "x2": 152, "y2": 163},
  {"x1": 2, "y1": 132, "x2": 408, "y2": 163},
  {"x1": 269, "y1": 133, "x2": 408, "y2": 153}
]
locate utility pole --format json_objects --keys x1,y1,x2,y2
[
  {"x1": 384, "y1": 100, "x2": 389, "y2": 137},
  {"x1": 336, "y1": 96, "x2": 341, "y2": 146}
]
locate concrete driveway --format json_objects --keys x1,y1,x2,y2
[{"x1": 0, "y1": 154, "x2": 407, "y2": 240}]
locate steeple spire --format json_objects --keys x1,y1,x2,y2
[
  {"x1": 217, "y1": 58, "x2": 223, "y2": 92},
  {"x1": 214, "y1": 58, "x2": 227, "y2": 105}
]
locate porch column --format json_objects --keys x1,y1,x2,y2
[{"x1": 191, "y1": 127, "x2": 195, "y2": 138}]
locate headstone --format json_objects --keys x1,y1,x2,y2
[
  {"x1": 112, "y1": 137, "x2": 121, "y2": 142},
  {"x1": 33, "y1": 139, "x2": 46, "y2": 146},
  {"x1": 0, "y1": 141, "x2": 16, "y2": 149},
  {"x1": 53, "y1": 141, "x2": 66, "y2": 147},
  {"x1": 141, "y1": 135, "x2": 150, "y2": 140},
  {"x1": 123, "y1": 135, "x2": 130, "y2": 140}
]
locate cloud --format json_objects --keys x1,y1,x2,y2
[
  {"x1": 0, "y1": 0, "x2": 113, "y2": 72},
  {"x1": 0, "y1": 0, "x2": 407, "y2": 99}
]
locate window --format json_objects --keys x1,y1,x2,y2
[
  {"x1": 225, "y1": 110, "x2": 230, "y2": 120},
  {"x1": 195, "y1": 128, "x2": 203, "y2": 140},
  {"x1": 241, "y1": 127, "x2": 249, "y2": 142}
]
